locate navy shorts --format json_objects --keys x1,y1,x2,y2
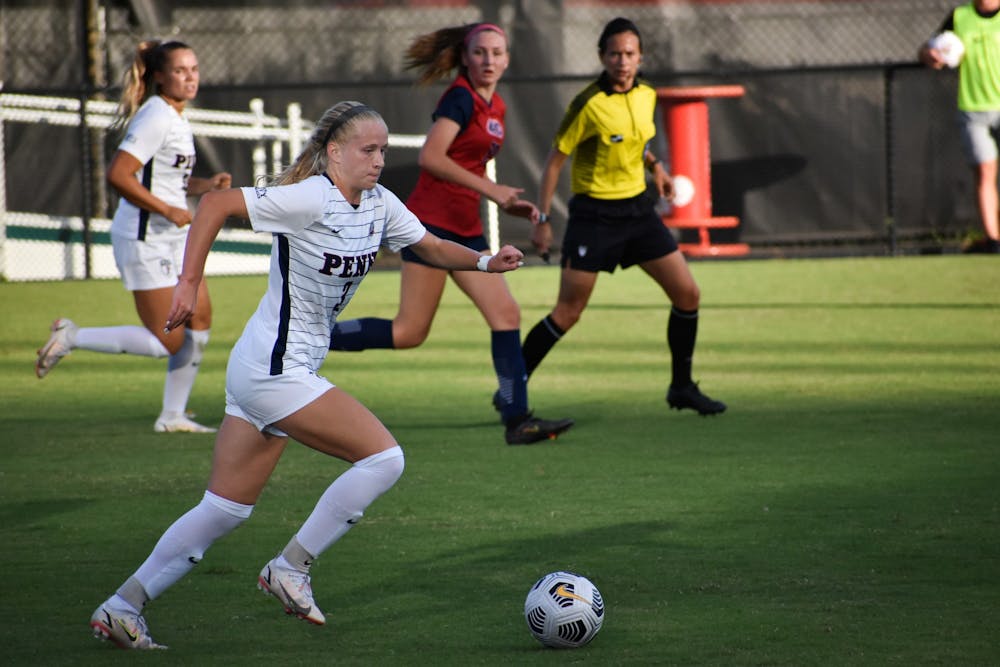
[
  {"x1": 560, "y1": 192, "x2": 678, "y2": 272},
  {"x1": 401, "y1": 223, "x2": 489, "y2": 266}
]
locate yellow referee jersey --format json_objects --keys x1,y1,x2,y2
[{"x1": 554, "y1": 73, "x2": 657, "y2": 200}]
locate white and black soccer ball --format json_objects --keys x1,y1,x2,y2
[
  {"x1": 524, "y1": 571, "x2": 604, "y2": 649},
  {"x1": 928, "y1": 30, "x2": 965, "y2": 69}
]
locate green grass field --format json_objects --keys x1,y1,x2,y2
[{"x1": 2, "y1": 256, "x2": 999, "y2": 666}]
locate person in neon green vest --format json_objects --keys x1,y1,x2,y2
[{"x1": 921, "y1": 0, "x2": 1000, "y2": 253}]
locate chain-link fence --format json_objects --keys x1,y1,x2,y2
[
  {"x1": 0, "y1": 0, "x2": 959, "y2": 88},
  {"x1": 0, "y1": 0, "x2": 975, "y2": 279}
]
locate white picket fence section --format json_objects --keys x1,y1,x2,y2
[{"x1": 0, "y1": 93, "x2": 502, "y2": 282}]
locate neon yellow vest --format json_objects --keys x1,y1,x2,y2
[{"x1": 954, "y1": 3, "x2": 1000, "y2": 111}]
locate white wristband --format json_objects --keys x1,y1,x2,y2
[{"x1": 476, "y1": 254, "x2": 492, "y2": 272}]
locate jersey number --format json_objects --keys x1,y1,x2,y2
[{"x1": 332, "y1": 281, "x2": 353, "y2": 313}]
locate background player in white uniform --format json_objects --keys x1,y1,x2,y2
[
  {"x1": 35, "y1": 40, "x2": 231, "y2": 433},
  {"x1": 89, "y1": 101, "x2": 525, "y2": 649}
]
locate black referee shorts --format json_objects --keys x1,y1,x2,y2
[{"x1": 560, "y1": 192, "x2": 678, "y2": 272}]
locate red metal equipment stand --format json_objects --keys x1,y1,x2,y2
[{"x1": 657, "y1": 85, "x2": 749, "y2": 257}]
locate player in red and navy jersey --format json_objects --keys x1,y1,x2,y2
[{"x1": 330, "y1": 23, "x2": 573, "y2": 445}]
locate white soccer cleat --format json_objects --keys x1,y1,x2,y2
[
  {"x1": 90, "y1": 600, "x2": 166, "y2": 650},
  {"x1": 35, "y1": 318, "x2": 77, "y2": 379},
  {"x1": 258, "y1": 558, "x2": 326, "y2": 625},
  {"x1": 154, "y1": 413, "x2": 218, "y2": 433}
]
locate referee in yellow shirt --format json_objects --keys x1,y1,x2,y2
[{"x1": 525, "y1": 16, "x2": 726, "y2": 416}]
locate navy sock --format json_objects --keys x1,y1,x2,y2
[
  {"x1": 329, "y1": 317, "x2": 394, "y2": 351},
  {"x1": 491, "y1": 329, "x2": 529, "y2": 424},
  {"x1": 668, "y1": 307, "x2": 698, "y2": 388},
  {"x1": 521, "y1": 315, "x2": 564, "y2": 377}
]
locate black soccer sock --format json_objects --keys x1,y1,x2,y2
[
  {"x1": 329, "y1": 317, "x2": 394, "y2": 351},
  {"x1": 491, "y1": 329, "x2": 529, "y2": 423},
  {"x1": 668, "y1": 307, "x2": 698, "y2": 388},
  {"x1": 521, "y1": 315, "x2": 565, "y2": 377}
]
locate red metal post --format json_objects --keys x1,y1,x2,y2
[{"x1": 657, "y1": 85, "x2": 749, "y2": 257}]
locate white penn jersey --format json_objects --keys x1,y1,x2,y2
[
  {"x1": 110, "y1": 95, "x2": 196, "y2": 242},
  {"x1": 237, "y1": 174, "x2": 427, "y2": 376}
]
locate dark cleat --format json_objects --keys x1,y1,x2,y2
[
  {"x1": 505, "y1": 413, "x2": 575, "y2": 445},
  {"x1": 666, "y1": 382, "x2": 727, "y2": 416}
]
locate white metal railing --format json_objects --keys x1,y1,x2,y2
[
  {"x1": 0, "y1": 92, "x2": 426, "y2": 184},
  {"x1": 0, "y1": 93, "x2": 504, "y2": 282}
]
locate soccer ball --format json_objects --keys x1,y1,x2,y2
[
  {"x1": 523, "y1": 571, "x2": 604, "y2": 649},
  {"x1": 928, "y1": 30, "x2": 965, "y2": 69},
  {"x1": 671, "y1": 173, "x2": 696, "y2": 208}
]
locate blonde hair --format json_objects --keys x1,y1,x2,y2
[
  {"x1": 273, "y1": 101, "x2": 384, "y2": 185},
  {"x1": 405, "y1": 23, "x2": 507, "y2": 86},
  {"x1": 111, "y1": 40, "x2": 193, "y2": 131}
]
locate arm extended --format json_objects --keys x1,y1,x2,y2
[{"x1": 165, "y1": 188, "x2": 247, "y2": 331}]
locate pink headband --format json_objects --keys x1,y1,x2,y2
[{"x1": 464, "y1": 23, "x2": 505, "y2": 46}]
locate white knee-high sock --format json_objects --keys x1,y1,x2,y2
[
  {"x1": 74, "y1": 326, "x2": 169, "y2": 357},
  {"x1": 131, "y1": 490, "x2": 253, "y2": 601},
  {"x1": 162, "y1": 328, "x2": 210, "y2": 415},
  {"x1": 294, "y1": 446, "x2": 405, "y2": 559}
]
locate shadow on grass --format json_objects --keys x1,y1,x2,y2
[
  {"x1": 581, "y1": 302, "x2": 999, "y2": 311},
  {"x1": 0, "y1": 498, "x2": 95, "y2": 527}
]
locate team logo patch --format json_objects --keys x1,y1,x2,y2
[
  {"x1": 160, "y1": 259, "x2": 172, "y2": 276},
  {"x1": 578, "y1": 246, "x2": 588, "y2": 257},
  {"x1": 610, "y1": 134, "x2": 623, "y2": 143},
  {"x1": 486, "y1": 118, "x2": 504, "y2": 139},
  {"x1": 254, "y1": 186, "x2": 268, "y2": 199}
]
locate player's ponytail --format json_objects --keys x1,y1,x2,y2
[
  {"x1": 405, "y1": 23, "x2": 506, "y2": 86},
  {"x1": 112, "y1": 40, "x2": 192, "y2": 131},
  {"x1": 272, "y1": 101, "x2": 383, "y2": 186}
]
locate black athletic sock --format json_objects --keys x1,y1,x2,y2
[
  {"x1": 521, "y1": 315, "x2": 564, "y2": 377},
  {"x1": 668, "y1": 307, "x2": 698, "y2": 388}
]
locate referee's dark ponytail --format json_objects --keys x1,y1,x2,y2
[{"x1": 598, "y1": 17, "x2": 642, "y2": 54}]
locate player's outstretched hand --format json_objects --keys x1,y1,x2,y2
[
  {"x1": 488, "y1": 244, "x2": 525, "y2": 273},
  {"x1": 502, "y1": 199, "x2": 539, "y2": 221}
]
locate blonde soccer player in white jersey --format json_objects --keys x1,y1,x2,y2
[
  {"x1": 89, "y1": 101, "x2": 525, "y2": 649},
  {"x1": 35, "y1": 40, "x2": 231, "y2": 433}
]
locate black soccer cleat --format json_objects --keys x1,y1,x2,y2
[
  {"x1": 666, "y1": 382, "x2": 727, "y2": 416},
  {"x1": 505, "y1": 413, "x2": 575, "y2": 445}
]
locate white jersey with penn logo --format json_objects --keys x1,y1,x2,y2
[
  {"x1": 110, "y1": 95, "x2": 196, "y2": 242},
  {"x1": 236, "y1": 174, "x2": 427, "y2": 375}
]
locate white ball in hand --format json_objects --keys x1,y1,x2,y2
[{"x1": 928, "y1": 31, "x2": 965, "y2": 69}]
